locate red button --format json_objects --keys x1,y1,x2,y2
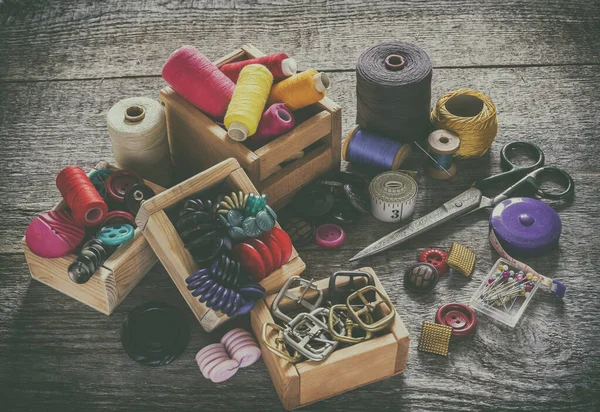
[
  {"x1": 418, "y1": 248, "x2": 449, "y2": 275},
  {"x1": 106, "y1": 170, "x2": 143, "y2": 203},
  {"x1": 258, "y1": 232, "x2": 283, "y2": 269},
  {"x1": 268, "y1": 227, "x2": 293, "y2": 264},
  {"x1": 232, "y1": 243, "x2": 266, "y2": 282},
  {"x1": 315, "y1": 224, "x2": 345, "y2": 248},
  {"x1": 436, "y1": 303, "x2": 476, "y2": 337},
  {"x1": 100, "y1": 210, "x2": 136, "y2": 228},
  {"x1": 245, "y1": 238, "x2": 274, "y2": 275}
]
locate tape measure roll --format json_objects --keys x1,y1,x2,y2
[{"x1": 369, "y1": 171, "x2": 418, "y2": 223}]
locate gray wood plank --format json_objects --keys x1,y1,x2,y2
[
  {"x1": 1, "y1": 65, "x2": 598, "y2": 253},
  {"x1": 1, "y1": 0, "x2": 599, "y2": 81}
]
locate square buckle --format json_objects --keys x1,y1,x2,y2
[
  {"x1": 329, "y1": 304, "x2": 373, "y2": 343},
  {"x1": 261, "y1": 322, "x2": 302, "y2": 364},
  {"x1": 284, "y1": 311, "x2": 338, "y2": 361},
  {"x1": 271, "y1": 276, "x2": 323, "y2": 323},
  {"x1": 328, "y1": 270, "x2": 375, "y2": 304},
  {"x1": 346, "y1": 285, "x2": 396, "y2": 332}
]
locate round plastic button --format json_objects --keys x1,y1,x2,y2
[
  {"x1": 100, "y1": 210, "x2": 136, "y2": 228},
  {"x1": 293, "y1": 184, "x2": 335, "y2": 218},
  {"x1": 435, "y1": 303, "x2": 477, "y2": 337},
  {"x1": 121, "y1": 301, "x2": 190, "y2": 366},
  {"x1": 269, "y1": 227, "x2": 293, "y2": 264},
  {"x1": 258, "y1": 232, "x2": 283, "y2": 269},
  {"x1": 245, "y1": 238, "x2": 274, "y2": 275},
  {"x1": 88, "y1": 168, "x2": 114, "y2": 197},
  {"x1": 404, "y1": 262, "x2": 439, "y2": 292},
  {"x1": 96, "y1": 223, "x2": 135, "y2": 246},
  {"x1": 125, "y1": 183, "x2": 156, "y2": 215},
  {"x1": 418, "y1": 248, "x2": 449, "y2": 275},
  {"x1": 314, "y1": 224, "x2": 345, "y2": 248},
  {"x1": 106, "y1": 170, "x2": 143, "y2": 203},
  {"x1": 232, "y1": 243, "x2": 267, "y2": 282}
]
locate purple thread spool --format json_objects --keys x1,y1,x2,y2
[
  {"x1": 342, "y1": 125, "x2": 412, "y2": 171},
  {"x1": 490, "y1": 198, "x2": 562, "y2": 257}
]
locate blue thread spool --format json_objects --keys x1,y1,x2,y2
[
  {"x1": 342, "y1": 125, "x2": 412, "y2": 171},
  {"x1": 426, "y1": 130, "x2": 460, "y2": 180}
]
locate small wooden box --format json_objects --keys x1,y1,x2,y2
[
  {"x1": 250, "y1": 267, "x2": 409, "y2": 410},
  {"x1": 136, "y1": 158, "x2": 306, "y2": 332},
  {"x1": 160, "y1": 44, "x2": 342, "y2": 210},
  {"x1": 22, "y1": 161, "x2": 165, "y2": 315}
]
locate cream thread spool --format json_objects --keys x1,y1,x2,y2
[
  {"x1": 369, "y1": 171, "x2": 418, "y2": 223},
  {"x1": 426, "y1": 130, "x2": 461, "y2": 180},
  {"x1": 107, "y1": 97, "x2": 172, "y2": 187}
]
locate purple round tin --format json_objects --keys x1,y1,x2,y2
[{"x1": 490, "y1": 197, "x2": 562, "y2": 256}]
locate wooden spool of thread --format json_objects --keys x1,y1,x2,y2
[
  {"x1": 426, "y1": 129, "x2": 461, "y2": 180},
  {"x1": 268, "y1": 69, "x2": 329, "y2": 111},
  {"x1": 225, "y1": 64, "x2": 274, "y2": 141},
  {"x1": 220, "y1": 53, "x2": 297, "y2": 83},
  {"x1": 342, "y1": 125, "x2": 412, "y2": 171},
  {"x1": 107, "y1": 97, "x2": 172, "y2": 187},
  {"x1": 430, "y1": 88, "x2": 497, "y2": 158}
]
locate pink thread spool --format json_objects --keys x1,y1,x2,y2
[
  {"x1": 250, "y1": 103, "x2": 295, "y2": 142},
  {"x1": 162, "y1": 46, "x2": 235, "y2": 119},
  {"x1": 220, "y1": 53, "x2": 297, "y2": 83}
]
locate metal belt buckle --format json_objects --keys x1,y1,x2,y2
[
  {"x1": 261, "y1": 322, "x2": 302, "y2": 364},
  {"x1": 284, "y1": 311, "x2": 338, "y2": 362},
  {"x1": 329, "y1": 304, "x2": 374, "y2": 343},
  {"x1": 328, "y1": 270, "x2": 375, "y2": 304},
  {"x1": 346, "y1": 285, "x2": 396, "y2": 332},
  {"x1": 271, "y1": 276, "x2": 323, "y2": 323}
]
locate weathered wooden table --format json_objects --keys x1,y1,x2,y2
[{"x1": 1, "y1": 1, "x2": 599, "y2": 410}]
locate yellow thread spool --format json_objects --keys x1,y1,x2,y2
[
  {"x1": 430, "y1": 88, "x2": 498, "y2": 159},
  {"x1": 268, "y1": 68, "x2": 329, "y2": 110},
  {"x1": 225, "y1": 64, "x2": 273, "y2": 141}
]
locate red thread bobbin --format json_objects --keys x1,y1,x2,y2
[{"x1": 56, "y1": 166, "x2": 108, "y2": 227}]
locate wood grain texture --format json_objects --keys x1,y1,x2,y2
[
  {"x1": 1, "y1": 0, "x2": 600, "y2": 410},
  {"x1": 1, "y1": 0, "x2": 599, "y2": 81}
]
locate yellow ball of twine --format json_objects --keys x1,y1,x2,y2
[
  {"x1": 225, "y1": 64, "x2": 273, "y2": 141},
  {"x1": 430, "y1": 88, "x2": 498, "y2": 158}
]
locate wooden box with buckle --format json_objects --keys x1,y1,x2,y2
[
  {"x1": 22, "y1": 161, "x2": 165, "y2": 315},
  {"x1": 250, "y1": 267, "x2": 409, "y2": 410},
  {"x1": 136, "y1": 158, "x2": 306, "y2": 332},
  {"x1": 159, "y1": 44, "x2": 342, "y2": 210}
]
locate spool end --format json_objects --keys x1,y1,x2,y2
[
  {"x1": 391, "y1": 143, "x2": 413, "y2": 170},
  {"x1": 276, "y1": 107, "x2": 293, "y2": 123},
  {"x1": 313, "y1": 72, "x2": 330, "y2": 93},
  {"x1": 124, "y1": 105, "x2": 146, "y2": 123},
  {"x1": 228, "y1": 121, "x2": 249, "y2": 142},
  {"x1": 85, "y1": 207, "x2": 104, "y2": 224},
  {"x1": 385, "y1": 54, "x2": 405, "y2": 71},
  {"x1": 427, "y1": 129, "x2": 461, "y2": 155},
  {"x1": 281, "y1": 58, "x2": 297, "y2": 77},
  {"x1": 342, "y1": 125, "x2": 361, "y2": 161}
]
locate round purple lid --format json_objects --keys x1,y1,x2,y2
[{"x1": 490, "y1": 197, "x2": 562, "y2": 256}]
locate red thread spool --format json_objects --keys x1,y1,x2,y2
[
  {"x1": 162, "y1": 46, "x2": 235, "y2": 119},
  {"x1": 250, "y1": 103, "x2": 295, "y2": 142},
  {"x1": 220, "y1": 53, "x2": 296, "y2": 83},
  {"x1": 56, "y1": 166, "x2": 108, "y2": 227}
]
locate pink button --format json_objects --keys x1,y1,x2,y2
[{"x1": 315, "y1": 224, "x2": 345, "y2": 248}]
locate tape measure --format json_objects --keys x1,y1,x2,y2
[{"x1": 368, "y1": 171, "x2": 418, "y2": 223}]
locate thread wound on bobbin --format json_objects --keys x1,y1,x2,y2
[{"x1": 426, "y1": 129, "x2": 460, "y2": 180}]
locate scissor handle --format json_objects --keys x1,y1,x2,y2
[
  {"x1": 476, "y1": 142, "x2": 545, "y2": 189},
  {"x1": 493, "y1": 166, "x2": 575, "y2": 204}
]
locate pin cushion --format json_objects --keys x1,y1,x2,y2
[{"x1": 490, "y1": 197, "x2": 561, "y2": 256}]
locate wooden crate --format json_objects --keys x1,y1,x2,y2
[
  {"x1": 251, "y1": 267, "x2": 409, "y2": 410},
  {"x1": 136, "y1": 158, "x2": 306, "y2": 332},
  {"x1": 160, "y1": 44, "x2": 342, "y2": 210},
  {"x1": 22, "y1": 161, "x2": 165, "y2": 315}
]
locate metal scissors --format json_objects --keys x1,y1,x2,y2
[{"x1": 350, "y1": 142, "x2": 575, "y2": 261}]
